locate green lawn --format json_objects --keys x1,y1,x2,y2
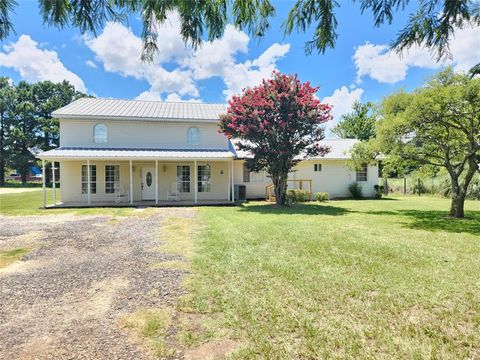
[
  {"x1": 0, "y1": 188, "x2": 136, "y2": 216},
  {"x1": 182, "y1": 197, "x2": 480, "y2": 358},
  {"x1": 2, "y1": 189, "x2": 479, "y2": 358}
]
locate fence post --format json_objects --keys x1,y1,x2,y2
[
  {"x1": 403, "y1": 177, "x2": 407, "y2": 195},
  {"x1": 418, "y1": 178, "x2": 421, "y2": 196}
]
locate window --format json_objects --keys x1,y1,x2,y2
[
  {"x1": 105, "y1": 165, "x2": 120, "y2": 194},
  {"x1": 93, "y1": 124, "x2": 107, "y2": 143},
  {"x1": 81, "y1": 165, "x2": 97, "y2": 194},
  {"x1": 243, "y1": 163, "x2": 265, "y2": 183},
  {"x1": 314, "y1": 164, "x2": 322, "y2": 172},
  {"x1": 356, "y1": 164, "x2": 368, "y2": 182},
  {"x1": 187, "y1": 127, "x2": 200, "y2": 146},
  {"x1": 198, "y1": 165, "x2": 211, "y2": 192},
  {"x1": 177, "y1": 165, "x2": 191, "y2": 192},
  {"x1": 243, "y1": 163, "x2": 250, "y2": 183}
]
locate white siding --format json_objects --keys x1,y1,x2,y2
[
  {"x1": 293, "y1": 160, "x2": 378, "y2": 198},
  {"x1": 233, "y1": 159, "x2": 379, "y2": 199},
  {"x1": 60, "y1": 119, "x2": 228, "y2": 150},
  {"x1": 59, "y1": 160, "x2": 231, "y2": 203}
]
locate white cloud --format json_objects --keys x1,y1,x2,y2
[
  {"x1": 188, "y1": 25, "x2": 249, "y2": 80},
  {"x1": 0, "y1": 35, "x2": 86, "y2": 92},
  {"x1": 85, "y1": 60, "x2": 97, "y2": 68},
  {"x1": 85, "y1": 13, "x2": 290, "y2": 101},
  {"x1": 322, "y1": 86, "x2": 364, "y2": 133},
  {"x1": 222, "y1": 43, "x2": 290, "y2": 98},
  {"x1": 135, "y1": 90, "x2": 202, "y2": 102},
  {"x1": 353, "y1": 26, "x2": 480, "y2": 84}
]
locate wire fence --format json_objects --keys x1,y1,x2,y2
[{"x1": 381, "y1": 177, "x2": 449, "y2": 196}]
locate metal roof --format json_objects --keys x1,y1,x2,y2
[
  {"x1": 233, "y1": 138, "x2": 359, "y2": 160},
  {"x1": 38, "y1": 147, "x2": 235, "y2": 160},
  {"x1": 310, "y1": 139, "x2": 359, "y2": 160},
  {"x1": 52, "y1": 98, "x2": 227, "y2": 122}
]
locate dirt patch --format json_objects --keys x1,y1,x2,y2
[
  {"x1": 185, "y1": 339, "x2": 239, "y2": 360},
  {"x1": 0, "y1": 208, "x2": 195, "y2": 359}
]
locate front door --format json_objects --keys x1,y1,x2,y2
[{"x1": 141, "y1": 167, "x2": 156, "y2": 200}]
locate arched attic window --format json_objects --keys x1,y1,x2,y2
[
  {"x1": 93, "y1": 124, "x2": 108, "y2": 143},
  {"x1": 187, "y1": 127, "x2": 200, "y2": 146}
]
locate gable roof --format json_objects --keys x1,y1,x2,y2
[
  {"x1": 52, "y1": 98, "x2": 227, "y2": 122},
  {"x1": 232, "y1": 138, "x2": 359, "y2": 160},
  {"x1": 310, "y1": 138, "x2": 359, "y2": 160}
]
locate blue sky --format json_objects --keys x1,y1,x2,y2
[{"x1": 1, "y1": 1, "x2": 479, "y2": 129}]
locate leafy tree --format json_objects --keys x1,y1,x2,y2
[
  {"x1": 0, "y1": 79, "x2": 87, "y2": 184},
  {"x1": 354, "y1": 69, "x2": 480, "y2": 218},
  {"x1": 0, "y1": 77, "x2": 15, "y2": 186},
  {"x1": 31, "y1": 80, "x2": 87, "y2": 183},
  {"x1": 6, "y1": 81, "x2": 39, "y2": 184},
  {"x1": 1, "y1": 0, "x2": 478, "y2": 70},
  {"x1": 331, "y1": 101, "x2": 377, "y2": 141},
  {"x1": 219, "y1": 71, "x2": 332, "y2": 205},
  {"x1": 32, "y1": 80, "x2": 86, "y2": 151}
]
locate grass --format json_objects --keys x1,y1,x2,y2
[
  {"x1": 0, "y1": 188, "x2": 138, "y2": 216},
  {"x1": 179, "y1": 196, "x2": 480, "y2": 358},
  {"x1": 121, "y1": 308, "x2": 173, "y2": 357},
  {"x1": 0, "y1": 248, "x2": 31, "y2": 269}
]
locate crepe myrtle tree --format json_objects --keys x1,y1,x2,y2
[{"x1": 219, "y1": 72, "x2": 332, "y2": 205}]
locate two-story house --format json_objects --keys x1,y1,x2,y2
[{"x1": 37, "y1": 98, "x2": 378, "y2": 207}]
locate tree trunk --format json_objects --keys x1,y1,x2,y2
[
  {"x1": 273, "y1": 174, "x2": 288, "y2": 205},
  {"x1": 0, "y1": 113, "x2": 4, "y2": 187},
  {"x1": 448, "y1": 161, "x2": 476, "y2": 218},
  {"x1": 449, "y1": 193, "x2": 466, "y2": 218},
  {"x1": 0, "y1": 156, "x2": 4, "y2": 187}
]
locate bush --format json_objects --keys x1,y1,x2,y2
[
  {"x1": 349, "y1": 182, "x2": 363, "y2": 199},
  {"x1": 286, "y1": 189, "x2": 310, "y2": 203},
  {"x1": 315, "y1": 192, "x2": 329, "y2": 202},
  {"x1": 373, "y1": 185, "x2": 384, "y2": 199}
]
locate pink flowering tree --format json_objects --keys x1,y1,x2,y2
[{"x1": 219, "y1": 72, "x2": 332, "y2": 205}]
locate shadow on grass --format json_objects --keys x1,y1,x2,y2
[
  {"x1": 366, "y1": 209, "x2": 480, "y2": 236},
  {"x1": 238, "y1": 203, "x2": 351, "y2": 216}
]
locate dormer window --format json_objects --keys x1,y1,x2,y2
[
  {"x1": 187, "y1": 127, "x2": 200, "y2": 146},
  {"x1": 94, "y1": 124, "x2": 107, "y2": 143}
]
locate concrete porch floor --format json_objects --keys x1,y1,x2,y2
[{"x1": 45, "y1": 200, "x2": 238, "y2": 209}]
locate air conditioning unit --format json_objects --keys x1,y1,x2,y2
[{"x1": 234, "y1": 184, "x2": 246, "y2": 201}]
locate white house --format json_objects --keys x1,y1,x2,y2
[{"x1": 37, "y1": 98, "x2": 378, "y2": 207}]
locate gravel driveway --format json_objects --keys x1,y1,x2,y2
[{"x1": 0, "y1": 208, "x2": 194, "y2": 360}]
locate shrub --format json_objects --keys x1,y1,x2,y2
[
  {"x1": 373, "y1": 185, "x2": 384, "y2": 199},
  {"x1": 349, "y1": 182, "x2": 363, "y2": 199},
  {"x1": 286, "y1": 189, "x2": 310, "y2": 203},
  {"x1": 315, "y1": 192, "x2": 329, "y2": 202}
]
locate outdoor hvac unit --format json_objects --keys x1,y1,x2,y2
[{"x1": 234, "y1": 185, "x2": 247, "y2": 201}]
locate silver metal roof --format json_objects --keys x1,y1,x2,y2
[
  {"x1": 233, "y1": 138, "x2": 359, "y2": 160},
  {"x1": 310, "y1": 139, "x2": 359, "y2": 160},
  {"x1": 38, "y1": 147, "x2": 235, "y2": 160},
  {"x1": 52, "y1": 98, "x2": 227, "y2": 122}
]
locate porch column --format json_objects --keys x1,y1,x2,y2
[
  {"x1": 194, "y1": 160, "x2": 197, "y2": 204},
  {"x1": 231, "y1": 160, "x2": 234, "y2": 202},
  {"x1": 129, "y1": 160, "x2": 133, "y2": 205},
  {"x1": 87, "y1": 159, "x2": 91, "y2": 205},
  {"x1": 42, "y1": 159, "x2": 46, "y2": 208},
  {"x1": 155, "y1": 160, "x2": 158, "y2": 205},
  {"x1": 52, "y1": 161, "x2": 56, "y2": 205}
]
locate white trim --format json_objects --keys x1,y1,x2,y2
[
  {"x1": 155, "y1": 160, "x2": 158, "y2": 205},
  {"x1": 87, "y1": 160, "x2": 91, "y2": 205},
  {"x1": 42, "y1": 160, "x2": 46, "y2": 208},
  {"x1": 231, "y1": 160, "x2": 234, "y2": 202},
  {"x1": 194, "y1": 160, "x2": 198, "y2": 203},
  {"x1": 52, "y1": 161, "x2": 56, "y2": 205},
  {"x1": 129, "y1": 160, "x2": 133, "y2": 204}
]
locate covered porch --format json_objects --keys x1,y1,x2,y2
[{"x1": 37, "y1": 148, "x2": 237, "y2": 208}]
